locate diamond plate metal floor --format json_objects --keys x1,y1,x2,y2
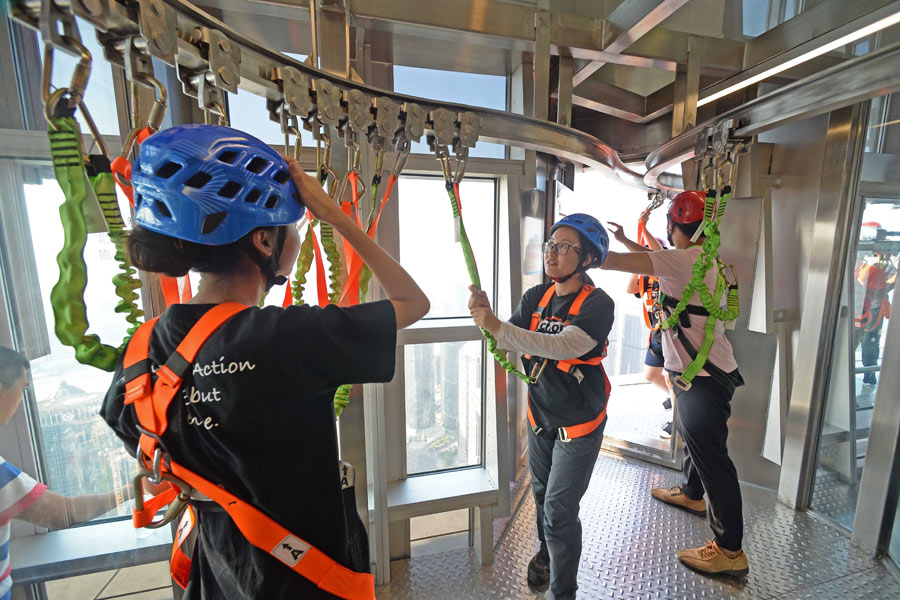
[{"x1": 377, "y1": 451, "x2": 900, "y2": 599}]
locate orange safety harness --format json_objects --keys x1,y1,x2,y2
[
  {"x1": 123, "y1": 302, "x2": 375, "y2": 599},
  {"x1": 636, "y1": 219, "x2": 661, "y2": 332},
  {"x1": 525, "y1": 283, "x2": 611, "y2": 441}
]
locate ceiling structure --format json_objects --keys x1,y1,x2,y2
[{"x1": 197, "y1": 0, "x2": 900, "y2": 162}]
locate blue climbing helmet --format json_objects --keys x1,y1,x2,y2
[
  {"x1": 132, "y1": 124, "x2": 303, "y2": 245},
  {"x1": 549, "y1": 213, "x2": 609, "y2": 267}
]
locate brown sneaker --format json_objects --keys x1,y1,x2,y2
[
  {"x1": 678, "y1": 540, "x2": 749, "y2": 577},
  {"x1": 651, "y1": 484, "x2": 707, "y2": 516}
]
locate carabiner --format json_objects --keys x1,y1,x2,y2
[
  {"x1": 204, "y1": 101, "x2": 228, "y2": 126},
  {"x1": 719, "y1": 262, "x2": 739, "y2": 289},
  {"x1": 529, "y1": 358, "x2": 549, "y2": 384},
  {"x1": 42, "y1": 39, "x2": 92, "y2": 131},
  {"x1": 453, "y1": 147, "x2": 469, "y2": 184},
  {"x1": 132, "y1": 469, "x2": 194, "y2": 529}
]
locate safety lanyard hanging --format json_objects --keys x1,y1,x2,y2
[
  {"x1": 435, "y1": 143, "x2": 532, "y2": 384},
  {"x1": 43, "y1": 40, "x2": 143, "y2": 371}
]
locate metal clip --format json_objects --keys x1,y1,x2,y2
[
  {"x1": 133, "y1": 469, "x2": 193, "y2": 529},
  {"x1": 529, "y1": 358, "x2": 549, "y2": 384},
  {"x1": 558, "y1": 427, "x2": 571, "y2": 442}
]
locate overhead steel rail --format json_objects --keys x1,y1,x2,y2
[
  {"x1": 10, "y1": 0, "x2": 682, "y2": 191},
  {"x1": 645, "y1": 38, "x2": 900, "y2": 191}
]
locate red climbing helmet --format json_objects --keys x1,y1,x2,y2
[{"x1": 668, "y1": 190, "x2": 706, "y2": 224}]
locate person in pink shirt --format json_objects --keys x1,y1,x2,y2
[
  {"x1": 0, "y1": 347, "x2": 127, "y2": 599},
  {"x1": 604, "y1": 191, "x2": 748, "y2": 578}
]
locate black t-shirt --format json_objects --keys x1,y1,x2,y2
[
  {"x1": 509, "y1": 283, "x2": 615, "y2": 429},
  {"x1": 100, "y1": 300, "x2": 397, "y2": 599}
]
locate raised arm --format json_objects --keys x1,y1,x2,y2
[
  {"x1": 602, "y1": 250, "x2": 655, "y2": 276},
  {"x1": 639, "y1": 211, "x2": 664, "y2": 251},
  {"x1": 289, "y1": 160, "x2": 430, "y2": 329}
]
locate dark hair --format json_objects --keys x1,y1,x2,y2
[
  {"x1": 127, "y1": 225, "x2": 278, "y2": 277},
  {"x1": 574, "y1": 231, "x2": 603, "y2": 269},
  {"x1": 0, "y1": 346, "x2": 29, "y2": 388},
  {"x1": 672, "y1": 220, "x2": 705, "y2": 240}
]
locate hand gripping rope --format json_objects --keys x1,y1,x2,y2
[
  {"x1": 658, "y1": 150, "x2": 743, "y2": 390},
  {"x1": 44, "y1": 41, "x2": 144, "y2": 371},
  {"x1": 435, "y1": 145, "x2": 532, "y2": 384}
]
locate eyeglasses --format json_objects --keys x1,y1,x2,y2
[{"x1": 542, "y1": 241, "x2": 580, "y2": 256}]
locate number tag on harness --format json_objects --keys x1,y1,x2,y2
[
  {"x1": 272, "y1": 534, "x2": 312, "y2": 567},
  {"x1": 454, "y1": 215, "x2": 461, "y2": 243}
]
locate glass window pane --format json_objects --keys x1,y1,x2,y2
[
  {"x1": 41, "y1": 18, "x2": 120, "y2": 136},
  {"x1": 393, "y1": 66, "x2": 506, "y2": 159},
  {"x1": 20, "y1": 166, "x2": 137, "y2": 521},
  {"x1": 398, "y1": 176, "x2": 495, "y2": 319},
  {"x1": 555, "y1": 166, "x2": 674, "y2": 453},
  {"x1": 405, "y1": 341, "x2": 482, "y2": 475},
  {"x1": 810, "y1": 198, "x2": 899, "y2": 528},
  {"x1": 228, "y1": 53, "x2": 316, "y2": 147}
]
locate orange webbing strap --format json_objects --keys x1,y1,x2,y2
[
  {"x1": 527, "y1": 399, "x2": 607, "y2": 440},
  {"x1": 124, "y1": 303, "x2": 249, "y2": 460},
  {"x1": 170, "y1": 504, "x2": 196, "y2": 589},
  {"x1": 159, "y1": 274, "x2": 193, "y2": 307},
  {"x1": 340, "y1": 172, "x2": 361, "y2": 306},
  {"x1": 529, "y1": 283, "x2": 558, "y2": 331},
  {"x1": 339, "y1": 173, "x2": 398, "y2": 306},
  {"x1": 162, "y1": 458, "x2": 375, "y2": 599}
]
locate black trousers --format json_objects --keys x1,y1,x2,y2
[{"x1": 669, "y1": 371, "x2": 744, "y2": 551}]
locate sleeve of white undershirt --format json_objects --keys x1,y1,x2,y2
[{"x1": 496, "y1": 321, "x2": 598, "y2": 360}]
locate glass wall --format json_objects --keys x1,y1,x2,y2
[
  {"x1": 810, "y1": 93, "x2": 900, "y2": 530},
  {"x1": 555, "y1": 165, "x2": 677, "y2": 455},
  {"x1": 392, "y1": 66, "x2": 506, "y2": 159},
  {"x1": 398, "y1": 175, "x2": 496, "y2": 475}
]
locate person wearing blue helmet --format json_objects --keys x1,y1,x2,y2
[
  {"x1": 469, "y1": 213, "x2": 614, "y2": 599},
  {"x1": 100, "y1": 124, "x2": 429, "y2": 599}
]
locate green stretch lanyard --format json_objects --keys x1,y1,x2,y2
[
  {"x1": 318, "y1": 165, "x2": 343, "y2": 305},
  {"x1": 88, "y1": 169, "x2": 144, "y2": 339},
  {"x1": 48, "y1": 116, "x2": 143, "y2": 371},
  {"x1": 445, "y1": 182, "x2": 532, "y2": 384},
  {"x1": 660, "y1": 187, "x2": 739, "y2": 387}
]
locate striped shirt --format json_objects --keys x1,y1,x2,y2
[{"x1": 0, "y1": 457, "x2": 46, "y2": 600}]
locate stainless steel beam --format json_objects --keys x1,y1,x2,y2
[
  {"x1": 744, "y1": 0, "x2": 900, "y2": 68},
  {"x1": 645, "y1": 40, "x2": 900, "y2": 190},
  {"x1": 698, "y1": 0, "x2": 900, "y2": 109},
  {"x1": 777, "y1": 105, "x2": 867, "y2": 509},
  {"x1": 573, "y1": 0, "x2": 692, "y2": 86}
]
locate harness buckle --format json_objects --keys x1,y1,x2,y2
[
  {"x1": 674, "y1": 376, "x2": 692, "y2": 391},
  {"x1": 531, "y1": 424, "x2": 543, "y2": 436},
  {"x1": 155, "y1": 364, "x2": 181, "y2": 389},
  {"x1": 558, "y1": 427, "x2": 571, "y2": 442}
]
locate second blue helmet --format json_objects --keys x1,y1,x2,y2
[
  {"x1": 132, "y1": 124, "x2": 303, "y2": 245},
  {"x1": 549, "y1": 213, "x2": 609, "y2": 267}
]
